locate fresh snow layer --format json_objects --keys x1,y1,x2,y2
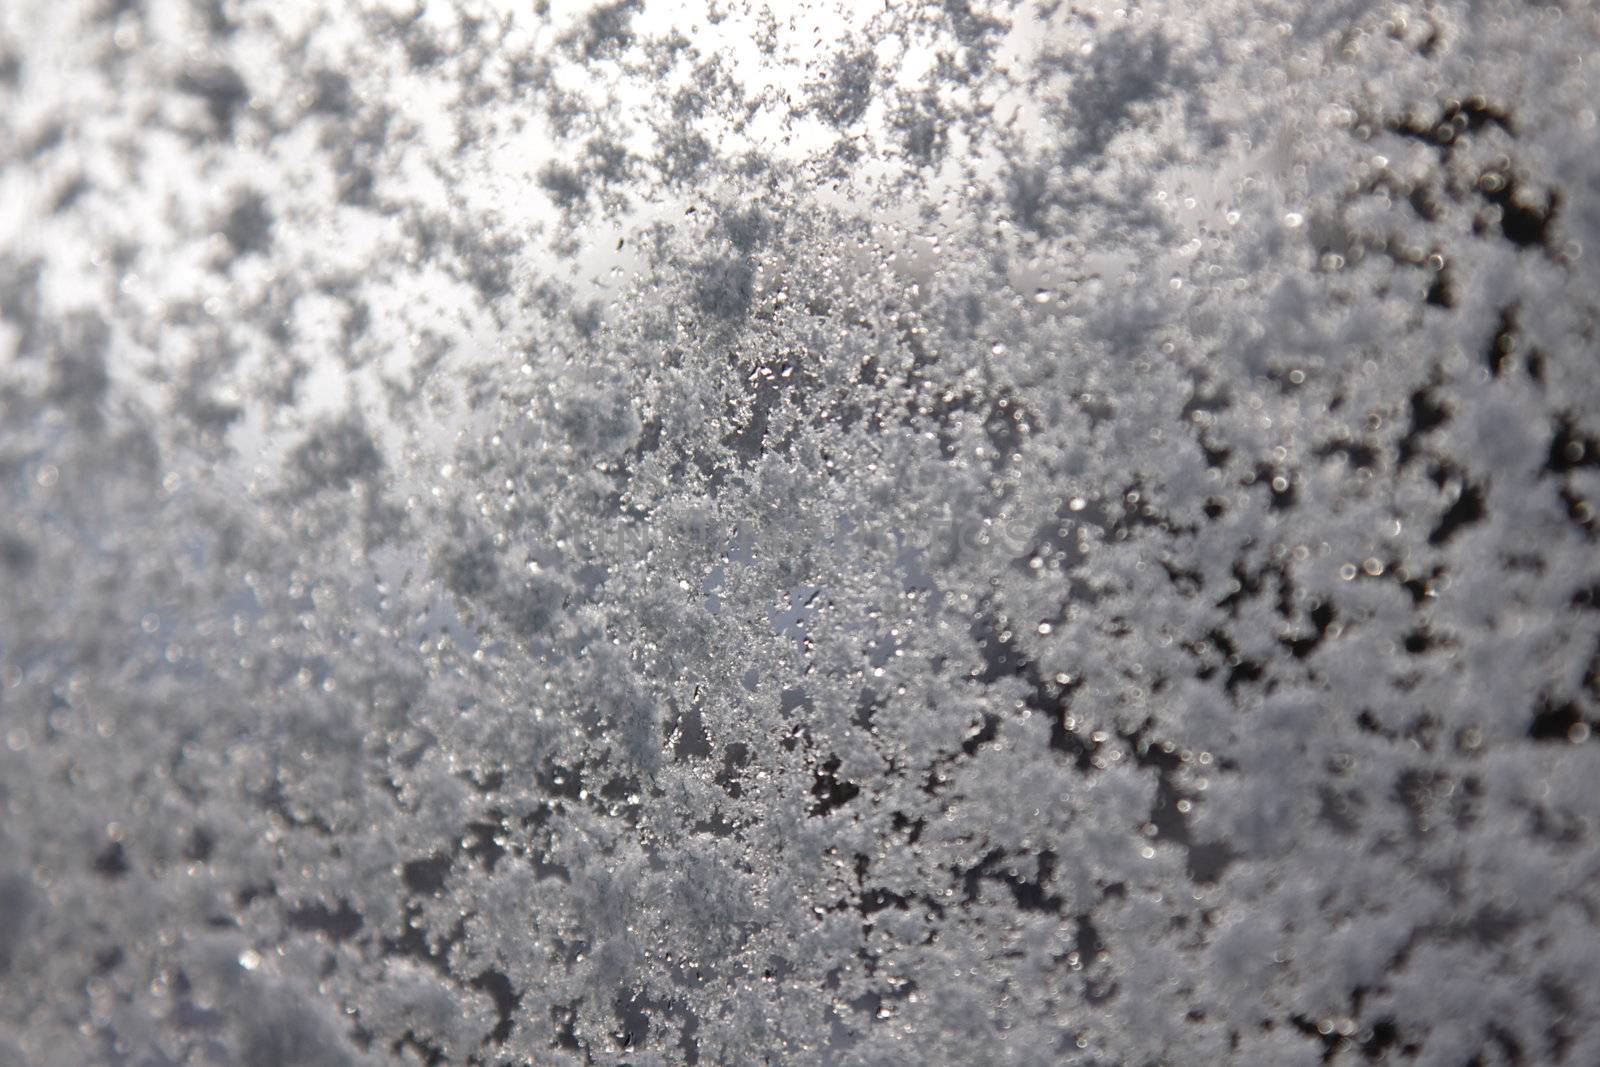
[{"x1": 2, "y1": 1, "x2": 1600, "y2": 1065}]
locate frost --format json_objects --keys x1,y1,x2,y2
[{"x1": 4, "y1": 0, "x2": 1600, "y2": 1064}]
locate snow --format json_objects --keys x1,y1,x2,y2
[{"x1": 3, "y1": 0, "x2": 1600, "y2": 1064}]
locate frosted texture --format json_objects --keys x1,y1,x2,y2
[{"x1": 2, "y1": 1, "x2": 1599, "y2": 1065}]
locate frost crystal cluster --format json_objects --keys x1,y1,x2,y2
[{"x1": 3, "y1": 1, "x2": 1600, "y2": 1065}]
